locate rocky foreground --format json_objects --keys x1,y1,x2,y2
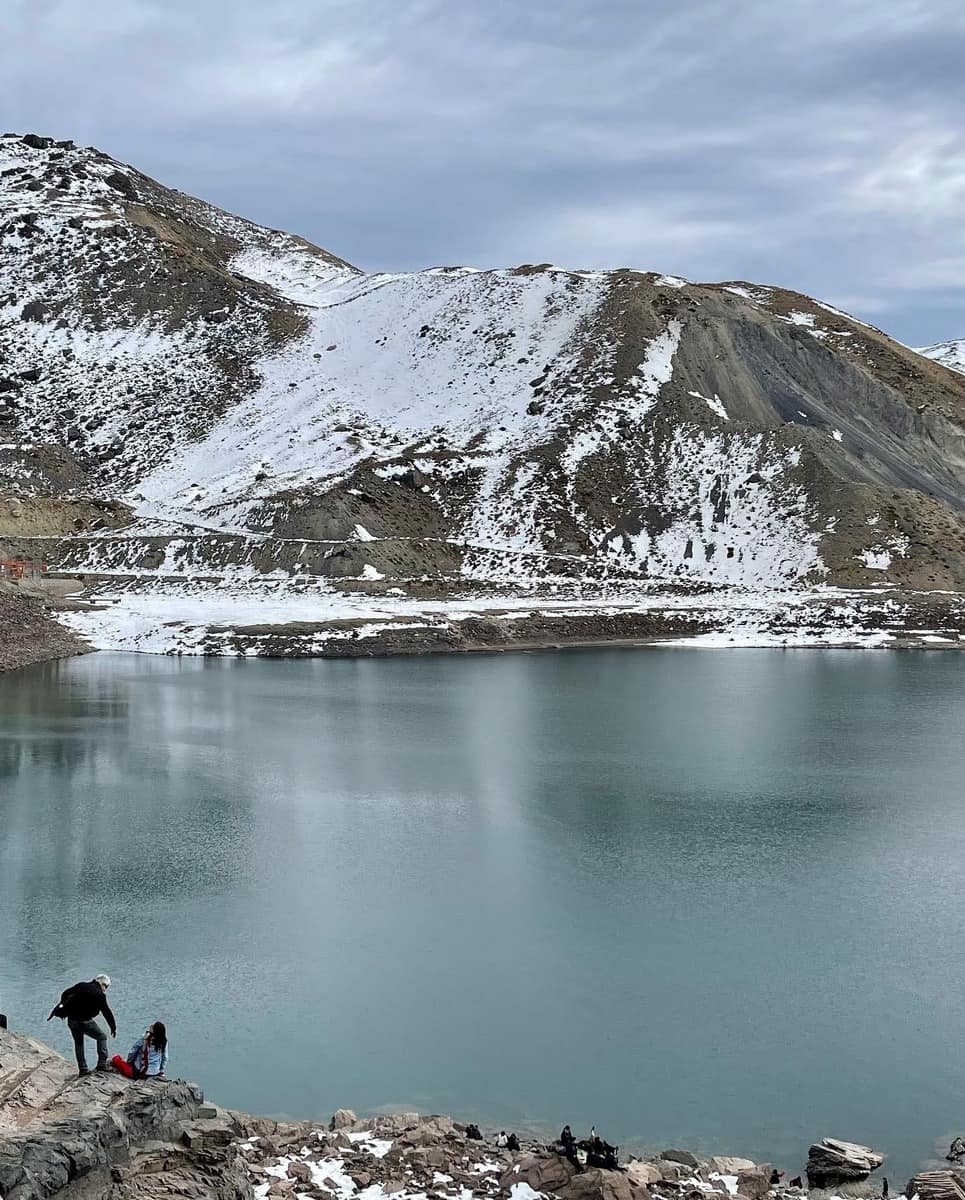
[{"x1": 2, "y1": 1029, "x2": 962, "y2": 1200}]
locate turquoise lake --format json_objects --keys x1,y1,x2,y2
[{"x1": 1, "y1": 649, "x2": 964, "y2": 1183}]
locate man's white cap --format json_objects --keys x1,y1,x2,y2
[{"x1": 95, "y1": 973, "x2": 111, "y2": 989}]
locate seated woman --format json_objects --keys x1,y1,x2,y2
[{"x1": 113, "y1": 1021, "x2": 168, "y2": 1079}]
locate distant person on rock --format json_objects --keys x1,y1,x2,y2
[
  {"x1": 46, "y1": 973, "x2": 116, "y2": 1075},
  {"x1": 582, "y1": 1130, "x2": 618, "y2": 1170},
  {"x1": 558, "y1": 1124, "x2": 578, "y2": 1164},
  {"x1": 497, "y1": 1131, "x2": 508, "y2": 1148},
  {"x1": 506, "y1": 1133, "x2": 520, "y2": 1151},
  {"x1": 112, "y1": 1021, "x2": 168, "y2": 1079}
]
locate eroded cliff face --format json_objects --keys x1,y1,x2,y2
[{"x1": 2, "y1": 131, "x2": 965, "y2": 657}]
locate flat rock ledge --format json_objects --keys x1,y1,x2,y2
[
  {"x1": 0, "y1": 1028, "x2": 896, "y2": 1200},
  {"x1": 0, "y1": 1028, "x2": 249, "y2": 1199}
]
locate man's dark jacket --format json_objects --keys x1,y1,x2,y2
[{"x1": 47, "y1": 981, "x2": 116, "y2": 1036}]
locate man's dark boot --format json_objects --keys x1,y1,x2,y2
[
  {"x1": 95, "y1": 1062, "x2": 110, "y2": 1072},
  {"x1": 78, "y1": 1068, "x2": 91, "y2": 1076}
]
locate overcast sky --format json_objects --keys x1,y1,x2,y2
[{"x1": 5, "y1": 0, "x2": 965, "y2": 344}]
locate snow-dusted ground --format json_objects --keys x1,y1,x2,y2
[
  {"x1": 134, "y1": 265, "x2": 613, "y2": 547},
  {"x1": 2, "y1": 133, "x2": 849, "y2": 591},
  {"x1": 56, "y1": 577, "x2": 963, "y2": 655},
  {"x1": 916, "y1": 338, "x2": 965, "y2": 375},
  {"x1": 235, "y1": 1118, "x2": 889, "y2": 1200},
  {"x1": 242, "y1": 1128, "x2": 509, "y2": 1200}
]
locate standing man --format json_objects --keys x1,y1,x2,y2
[{"x1": 47, "y1": 974, "x2": 116, "y2": 1075}]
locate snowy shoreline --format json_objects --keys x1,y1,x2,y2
[
  {"x1": 50, "y1": 578, "x2": 965, "y2": 661},
  {"x1": 236, "y1": 1111, "x2": 923, "y2": 1200}
]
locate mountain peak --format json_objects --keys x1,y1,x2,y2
[{"x1": 917, "y1": 339, "x2": 965, "y2": 376}]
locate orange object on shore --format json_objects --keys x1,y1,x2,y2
[{"x1": 0, "y1": 558, "x2": 46, "y2": 579}]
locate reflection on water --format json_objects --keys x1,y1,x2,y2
[{"x1": 1, "y1": 649, "x2": 964, "y2": 1180}]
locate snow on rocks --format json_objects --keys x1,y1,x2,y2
[
  {"x1": 230, "y1": 244, "x2": 357, "y2": 305},
  {"x1": 239, "y1": 1114, "x2": 798, "y2": 1200},
  {"x1": 135, "y1": 267, "x2": 610, "y2": 525},
  {"x1": 856, "y1": 535, "x2": 909, "y2": 573},
  {"x1": 53, "y1": 573, "x2": 965, "y2": 657},
  {"x1": 241, "y1": 1113, "x2": 514, "y2": 1200},
  {"x1": 723, "y1": 285, "x2": 773, "y2": 305},
  {"x1": 558, "y1": 319, "x2": 682, "y2": 485},
  {"x1": 688, "y1": 391, "x2": 729, "y2": 421},
  {"x1": 607, "y1": 429, "x2": 823, "y2": 587}
]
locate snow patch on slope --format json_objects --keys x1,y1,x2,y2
[
  {"x1": 230, "y1": 245, "x2": 356, "y2": 304},
  {"x1": 560, "y1": 319, "x2": 682, "y2": 477},
  {"x1": 688, "y1": 390, "x2": 729, "y2": 420},
  {"x1": 856, "y1": 534, "x2": 910, "y2": 572},
  {"x1": 916, "y1": 339, "x2": 965, "y2": 375},
  {"x1": 611, "y1": 431, "x2": 822, "y2": 586},
  {"x1": 137, "y1": 268, "x2": 609, "y2": 545}
]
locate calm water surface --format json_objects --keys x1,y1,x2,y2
[{"x1": 1, "y1": 649, "x2": 964, "y2": 1180}]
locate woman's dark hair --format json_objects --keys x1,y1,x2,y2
[{"x1": 150, "y1": 1021, "x2": 167, "y2": 1053}]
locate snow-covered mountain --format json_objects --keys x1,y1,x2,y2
[
  {"x1": 3, "y1": 131, "x2": 965, "y2": 655},
  {"x1": 917, "y1": 339, "x2": 965, "y2": 376}
]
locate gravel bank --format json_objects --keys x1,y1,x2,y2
[{"x1": 0, "y1": 588, "x2": 90, "y2": 672}]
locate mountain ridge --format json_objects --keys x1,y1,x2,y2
[
  {"x1": 918, "y1": 338, "x2": 965, "y2": 376},
  {"x1": 2, "y1": 130, "x2": 965, "y2": 657}
]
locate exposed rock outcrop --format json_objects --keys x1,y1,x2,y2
[
  {"x1": 660, "y1": 1149, "x2": 701, "y2": 1168},
  {"x1": 0, "y1": 1027, "x2": 251, "y2": 1199},
  {"x1": 737, "y1": 1167, "x2": 774, "y2": 1200},
  {"x1": 906, "y1": 1170, "x2": 965, "y2": 1200},
  {"x1": 560, "y1": 1167, "x2": 634, "y2": 1200},
  {"x1": 709, "y1": 1157, "x2": 757, "y2": 1174},
  {"x1": 626, "y1": 1161, "x2": 663, "y2": 1188},
  {"x1": 499, "y1": 1152, "x2": 579, "y2": 1194},
  {"x1": 806, "y1": 1138, "x2": 884, "y2": 1189}
]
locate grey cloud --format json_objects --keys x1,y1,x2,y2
[{"x1": 4, "y1": 0, "x2": 965, "y2": 343}]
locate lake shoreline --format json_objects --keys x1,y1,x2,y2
[
  {"x1": 1, "y1": 1028, "x2": 930, "y2": 1200},
  {"x1": 13, "y1": 614, "x2": 965, "y2": 675},
  {"x1": 51, "y1": 580, "x2": 965, "y2": 659}
]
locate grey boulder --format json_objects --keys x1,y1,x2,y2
[{"x1": 807, "y1": 1139, "x2": 884, "y2": 1189}]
